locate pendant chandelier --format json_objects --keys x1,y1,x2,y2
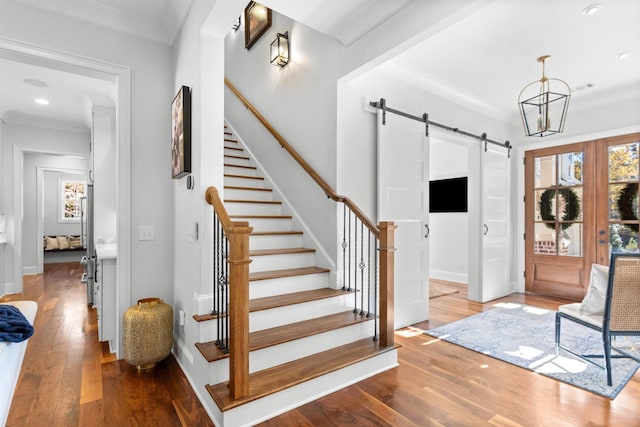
[{"x1": 518, "y1": 55, "x2": 571, "y2": 137}]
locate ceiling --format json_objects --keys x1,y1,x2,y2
[{"x1": 1, "y1": 0, "x2": 639, "y2": 132}]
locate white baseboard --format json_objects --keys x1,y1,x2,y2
[
  {"x1": 23, "y1": 266, "x2": 38, "y2": 276},
  {"x1": 429, "y1": 269, "x2": 468, "y2": 284}
]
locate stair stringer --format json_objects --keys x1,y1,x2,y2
[{"x1": 224, "y1": 119, "x2": 337, "y2": 286}]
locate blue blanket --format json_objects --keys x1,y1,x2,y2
[{"x1": 0, "y1": 304, "x2": 34, "y2": 343}]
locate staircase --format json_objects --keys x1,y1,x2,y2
[{"x1": 193, "y1": 125, "x2": 399, "y2": 426}]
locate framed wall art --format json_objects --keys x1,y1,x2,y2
[
  {"x1": 244, "y1": 1, "x2": 272, "y2": 50},
  {"x1": 171, "y1": 85, "x2": 191, "y2": 179}
]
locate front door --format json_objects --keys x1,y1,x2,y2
[
  {"x1": 525, "y1": 142, "x2": 595, "y2": 300},
  {"x1": 525, "y1": 133, "x2": 640, "y2": 300}
]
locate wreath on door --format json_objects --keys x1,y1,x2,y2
[
  {"x1": 539, "y1": 188, "x2": 580, "y2": 230},
  {"x1": 616, "y1": 182, "x2": 639, "y2": 232}
]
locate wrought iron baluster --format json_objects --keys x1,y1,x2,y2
[
  {"x1": 353, "y1": 212, "x2": 359, "y2": 313},
  {"x1": 347, "y1": 209, "x2": 352, "y2": 292},
  {"x1": 359, "y1": 221, "x2": 365, "y2": 315},
  {"x1": 341, "y1": 204, "x2": 347, "y2": 291}
]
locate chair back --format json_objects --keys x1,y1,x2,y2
[{"x1": 605, "y1": 252, "x2": 640, "y2": 332}]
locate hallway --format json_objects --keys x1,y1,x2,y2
[{"x1": 0, "y1": 263, "x2": 213, "y2": 426}]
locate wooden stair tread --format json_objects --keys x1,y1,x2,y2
[
  {"x1": 250, "y1": 266, "x2": 329, "y2": 281},
  {"x1": 195, "y1": 311, "x2": 373, "y2": 363},
  {"x1": 224, "y1": 146, "x2": 243, "y2": 151},
  {"x1": 205, "y1": 338, "x2": 397, "y2": 411},
  {"x1": 251, "y1": 230, "x2": 302, "y2": 236},
  {"x1": 250, "y1": 247, "x2": 315, "y2": 257},
  {"x1": 250, "y1": 288, "x2": 351, "y2": 312},
  {"x1": 224, "y1": 154, "x2": 250, "y2": 160},
  {"x1": 224, "y1": 163, "x2": 256, "y2": 170},
  {"x1": 224, "y1": 199, "x2": 281, "y2": 205},
  {"x1": 224, "y1": 185, "x2": 272, "y2": 192},
  {"x1": 224, "y1": 174, "x2": 264, "y2": 181}
]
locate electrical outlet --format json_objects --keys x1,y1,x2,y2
[{"x1": 139, "y1": 225, "x2": 155, "y2": 241}]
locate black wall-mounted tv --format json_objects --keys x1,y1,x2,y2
[{"x1": 429, "y1": 177, "x2": 468, "y2": 213}]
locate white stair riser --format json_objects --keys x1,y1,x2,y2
[
  {"x1": 249, "y1": 234, "x2": 302, "y2": 250},
  {"x1": 224, "y1": 156, "x2": 251, "y2": 167},
  {"x1": 202, "y1": 320, "x2": 376, "y2": 386},
  {"x1": 250, "y1": 252, "x2": 316, "y2": 273},
  {"x1": 249, "y1": 295, "x2": 354, "y2": 332},
  {"x1": 196, "y1": 294, "x2": 354, "y2": 342},
  {"x1": 251, "y1": 321, "x2": 375, "y2": 372},
  {"x1": 250, "y1": 272, "x2": 329, "y2": 299},
  {"x1": 224, "y1": 176, "x2": 265, "y2": 188},
  {"x1": 240, "y1": 217, "x2": 292, "y2": 233},
  {"x1": 224, "y1": 165, "x2": 257, "y2": 176},
  {"x1": 225, "y1": 188, "x2": 273, "y2": 201},
  {"x1": 218, "y1": 350, "x2": 398, "y2": 427},
  {"x1": 225, "y1": 202, "x2": 282, "y2": 216}
]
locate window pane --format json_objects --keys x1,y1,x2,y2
[
  {"x1": 609, "y1": 142, "x2": 639, "y2": 182},
  {"x1": 610, "y1": 223, "x2": 639, "y2": 253},
  {"x1": 534, "y1": 155, "x2": 556, "y2": 188},
  {"x1": 535, "y1": 189, "x2": 556, "y2": 223},
  {"x1": 609, "y1": 183, "x2": 638, "y2": 221},
  {"x1": 558, "y1": 223, "x2": 582, "y2": 257},
  {"x1": 558, "y1": 152, "x2": 583, "y2": 185},
  {"x1": 534, "y1": 222, "x2": 556, "y2": 255},
  {"x1": 558, "y1": 186, "x2": 583, "y2": 222}
]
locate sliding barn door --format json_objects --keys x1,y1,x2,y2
[
  {"x1": 377, "y1": 110, "x2": 429, "y2": 328},
  {"x1": 479, "y1": 143, "x2": 511, "y2": 301}
]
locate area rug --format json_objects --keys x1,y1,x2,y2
[
  {"x1": 425, "y1": 303, "x2": 640, "y2": 399},
  {"x1": 429, "y1": 284, "x2": 459, "y2": 299}
]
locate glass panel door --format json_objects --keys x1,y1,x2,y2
[{"x1": 525, "y1": 142, "x2": 594, "y2": 301}]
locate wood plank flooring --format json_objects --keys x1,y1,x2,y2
[
  {"x1": 0, "y1": 263, "x2": 213, "y2": 427},
  {"x1": 4, "y1": 265, "x2": 639, "y2": 426},
  {"x1": 258, "y1": 282, "x2": 640, "y2": 426}
]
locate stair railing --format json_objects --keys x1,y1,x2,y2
[
  {"x1": 224, "y1": 78, "x2": 396, "y2": 348},
  {"x1": 205, "y1": 186, "x2": 252, "y2": 399}
]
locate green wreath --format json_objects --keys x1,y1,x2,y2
[
  {"x1": 616, "y1": 183, "x2": 639, "y2": 232},
  {"x1": 539, "y1": 188, "x2": 580, "y2": 230}
]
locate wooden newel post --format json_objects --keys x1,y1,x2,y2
[
  {"x1": 378, "y1": 221, "x2": 396, "y2": 348},
  {"x1": 227, "y1": 221, "x2": 252, "y2": 400}
]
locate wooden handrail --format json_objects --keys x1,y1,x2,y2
[
  {"x1": 206, "y1": 186, "x2": 233, "y2": 231},
  {"x1": 225, "y1": 78, "x2": 379, "y2": 238}
]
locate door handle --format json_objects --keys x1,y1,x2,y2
[
  {"x1": 483, "y1": 224, "x2": 489, "y2": 236},
  {"x1": 424, "y1": 224, "x2": 429, "y2": 238}
]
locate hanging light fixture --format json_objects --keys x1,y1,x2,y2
[
  {"x1": 270, "y1": 31, "x2": 289, "y2": 67},
  {"x1": 518, "y1": 55, "x2": 571, "y2": 137}
]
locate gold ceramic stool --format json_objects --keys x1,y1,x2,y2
[{"x1": 123, "y1": 297, "x2": 173, "y2": 369}]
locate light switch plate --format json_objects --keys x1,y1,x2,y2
[{"x1": 139, "y1": 225, "x2": 155, "y2": 241}]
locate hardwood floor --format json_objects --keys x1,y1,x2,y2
[
  {"x1": 258, "y1": 282, "x2": 640, "y2": 427},
  {"x1": 4, "y1": 266, "x2": 639, "y2": 426},
  {"x1": 0, "y1": 263, "x2": 213, "y2": 427}
]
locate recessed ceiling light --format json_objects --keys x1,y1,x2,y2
[
  {"x1": 23, "y1": 78, "x2": 48, "y2": 87},
  {"x1": 582, "y1": 4, "x2": 602, "y2": 16},
  {"x1": 617, "y1": 51, "x2": 632, "y2": 60},
  {"x1": 35, "y1": 98, "x2": 49, "y2": 105}
]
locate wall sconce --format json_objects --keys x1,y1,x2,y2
[{"x1": 270, "y1": 31, "x2": 289, "y2": 67}]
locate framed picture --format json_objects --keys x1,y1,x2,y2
[
  {"x1": 171, "y1": 85, "x2": 191, "y2": 179},
  {"x1": 244, "y1": 1, "x2": 272, "y2": 50}
]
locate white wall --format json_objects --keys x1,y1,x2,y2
[
  {"x1": 0, "y1": 0, "x2": 174, "y2": 305},
  {"x1": 92, "y1": 107, "x2": 117, "y2": 243},
  {"x1": 0, "y1": 118, "x2": 5, "y2": 297},
  {"x1": 224, "y1": 13, "x2": 343, "y2": 260}
]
